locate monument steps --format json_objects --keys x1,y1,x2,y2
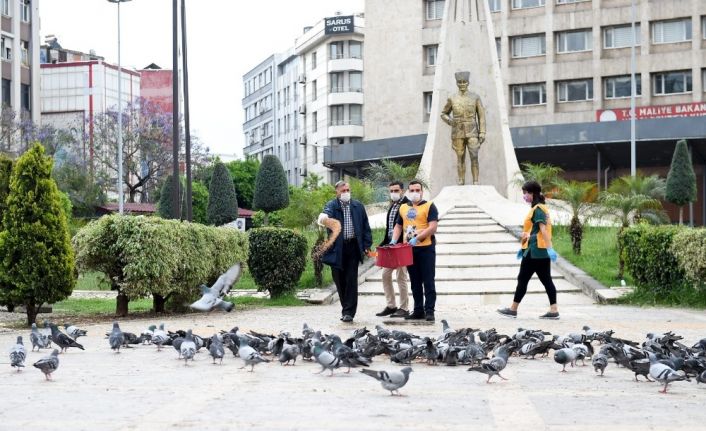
[
  {"x1": 366, "y1": 266, "x2": 563, "y2": 282},
  {"x1": 440, "y1": 213, "x2": 494, "y2": 220},
  {"x1": 437, "y1": 220, "x2": 498, "y2": 227},
  {"x1": 436, "y1": 225, "x2": 507, "y2": 233},
  {"x1": 359, "y1": 278, "x2": 580, "y2": 296},
  {"x1": 434, "y1": 233, "x2": 518, "y2": 243}
]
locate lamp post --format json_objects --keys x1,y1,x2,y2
[
  {"x1": 630, "y1": 0, "x2": 637, "y2": 177},
  {"x1": 107, "y1": 0, "x2": 131, "y2": 214}
]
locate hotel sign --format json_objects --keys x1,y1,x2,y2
[
  {"x1": 597, "y1": 102, "x2": 706, "y2": 122},
  {"x1": 325, "y1": 15, "x2": 354, "y2": 35}
]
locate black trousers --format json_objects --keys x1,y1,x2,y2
[
  {"x1": 331, "y1": 239, "x2": 360, "y2": 317},
  {"x1": 513, "y1": 255, "x2": 557, "y2": 305},
  {"x1": 407, "y1": 245, "x2": 436, "y2": 314}
]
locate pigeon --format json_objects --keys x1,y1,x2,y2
[
  {"x1": 30, "y1": 323, "x2": 51, "y2": 351},
  {"x1": 49, "y1": 324, "x2": 84, "y2": 353},
  {"x1": 152, "y1": 324, "x2": 169, "y2": 351},
  {"x1": 238, "y1": 337, "x2": 270, "y2": 372},
  {"x1": 554, "y1": 347, "x2": 577, "y2": 372},
  {"x1": 468, "y1": 346, "x2": 509, "y2": 383},
  {"x1": 648, "y1": 353, "x2": 690, "y2": 393},
  {"x1": 313, "y1": 341, "x2": 342, "y2": 376},
  {"x1": 189, "y1": 263, "x2": 241, "y2": 312},
  {"x1": 329, "y1": 335, "x2": 370, "y2": 372},
  {"x1": 33, "y1": 349, "x2": 60, "y2": 380},
  {"x1": 423, "y1": 338, "x2": 439, "y2": 365},
  {"x1": 278, "y1": 341, "x2": 301, "y2": 366},
  {"x1": 64, "y1": 323, "x2": 87, "y2": 340},
  {"x1": 209, "y1": 335, "x2": 225, "y2": 364},
  {"x1": 592, "y1": 353, "x2": 608, "y2": 376},
  {"x1": 360, "y1": 367, "x2": 413, "y2": 396},
  {"x1": 697, "y1": 370, "x2": 706, "y2": 385},
  {"x1": 9, "y1": 336, "x2": 27, "y2": 371},
  {"x1": 108, "y1": 322, "x2": 125, "y2": 353},
  {"x1": 140, "y1": 325, "x2": 156, "y2": 344},
  {"x1": 180, "y1": 330, "x2": 197, "y2": 366}
]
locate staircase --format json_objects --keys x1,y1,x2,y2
[{"x1": 359, "y1": 204, "x2": 582, "y2": 296}]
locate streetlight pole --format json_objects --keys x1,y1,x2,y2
[
  {"x1": 107, "y1": 0, "x2": 131, "y2": 214},
  {"x1": 171, "y1": 0, "x2": 180, "y2": 219},
  {"x1": 630, "y1": 0, "x2": 637, "y2": 177},
  {"x1": 181, "y1": 0, "x2": 192, "y2": 221}
]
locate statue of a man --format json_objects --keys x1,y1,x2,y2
[{"x1": 441, "y1": 71, "x2": 486, "y2": 185}]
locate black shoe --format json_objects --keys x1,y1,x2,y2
[
  {"x1": 425, "y1": 313, "x2": 435, "y2": 322},
  {"x1": 496, "y1": 307, "x2": 517, "y2": 318},
  {"x1": 376, "y1": 307, "x2": 398, "y2": 317},
  {"x1": 390, "y1": 309, "x2": 409, "y2": 318},
  {"x1": 404, "y1": 311, "x2": 425, "y2": 320},
  {"x1": 341, "y1": 315, "x2": 353, "y2": 322},
  {"x1": 539, "y1": 311, "x2": 560, "y2": 320}
]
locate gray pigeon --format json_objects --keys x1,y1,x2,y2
[
  {"x1": 697, "y1": 370, "x2": 706, "y2": 385},
  {"x1": 33, "y1": 349, "x2": 60, "y2": 380},
  {"x1": 648, "y1": 353, "x2": 690, "y2": 393},
  {"x1": 152, "y1": 323, "x2": 169, "y2": 351},
  {"x1": 64, "y1": 323, "x2": 87, "y2": 340},
  {"x1": 9, "y1": 336, "x2": 27, "y2": 371},
  {"x1": 209, "y1": 335, "x2": 225, "y2": 364},
  {"x1": 468, "y1": 346, "x2": 509, "y2": 383},
  {"x1": 360, "y1": 367, "x2": 413, "y2": 396},
  {"x1": 592, "y1": 353, "x2": 608, "y2": 376},
  {"x1": 108, "y1": 322, "x2": 125, "y2": 353},
  {"x1": 238, "y1": 337, "x2": 270, "y2": 372},
  {"x1": 49, "y1": 324, "x2": 84, "y2": 353},
  {"x1": 554, "y1": 347, "x2": 577, "y2": 372},
  {"x1": 278, "y1": 341, "x2": 301, "y2": 366},
  {"x1": 189, "y1": 263, "x2": 241, "y2": 312},
  {"x1": 180, "y1": 330, "x2": 197, "y2": 366},
  {"x1": 313, "y1": 341, "x2": 342, "y2": 376},
  {"x1": 30, "y1": 323, "x2": 51, "y2": 351}
]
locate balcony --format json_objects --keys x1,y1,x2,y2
[
  {"x1": 328, "y1": 88, "x2": 364, "y2": 105},
  {"x1": 328, "y1": 57, "x2": 363, "y2": 72},
  {"x1": 323, "y1": 133, "x2": 427, "y2": 167},
  {"x1": 328, "y1": 120, "x2": 364, "y2": 139}
]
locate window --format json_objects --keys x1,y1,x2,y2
[
  {"x1": 488, "y1": 0, "x2": 501, "y2": 12},
  {"x1": 329, "y1": 41, "x2": 344, "y2": 59},
  {"x1": 2, "y1": 78, "x2": 10, "y2": 107},
  {"x1": 349, "y1": 104, "x2": 362, "y2": 125},
  {"x1": 21, "y1": 41, "x2": 28, "y2": 66},
  {"x1": 652, "y1": 19, "x2": 692, "y2": 44},
  {"x1": 556, "y1": 0, "x2": 588, "y2": 3},
  {"x1": 426, "y1": 0, "x2": 444, "y2": 20},
  {"x1": 312, "y1": 111, "x2": 318, "y2": 132},
  {"x1": 556, "y1": 29, "x2": 592, "y2": 53},
  {"x1": 604, "y1": 75, "x2": 641, "y2": 99},
  {"x1": 1, "y1": 0, "x2": 9, "y2": 16},
  {"x1": 703, "y1": 17, "x2": 706, "y2": 40},
  {"x1": 495, "y1": 38, "x2": 501, "y2": 62},
  {"x1": 512, "y1": 0, "x2": 544, "y2": 9},
  {"x1": 557, "y1": 79, "x2": 593, "y2": 102},
  {"x1": 425, "y1": 45, "x2": 438, "y2": 66},
  {"x1": 349, "y1": 72, "x2": 362, "y2": 92},
  {"x1": 349, "y1": 41, "x2": 362, "y2": 59},
  {"x1": 330, "y1": 72, "x2": 343, "y2": 92},
  {"x1": 512, "y1": 83, "x2": 547, "y2": 106},
  {"x1": 265, "y1": 67, "x2": 271, "y2": 84},
  {"x1": 312, "y1": 79, "x2": 317, "y2": 100},
  {"x1": 424, "y1": 92, "x2": 433, "y2": 115},
  {"x1": 604, "y1": 24, "x2": 641, "y2": 49},
  {"x1": 653, "y1": 71, "x2": 692, "y2": 95},
  {"x1": 22, "y1": 0, "x2": 30, "y2": 22},
  {"x1": 511, "y1": 34, "x2": 546, "y2": 58},
  {"x1": 330, "y1": 105, "x2": 344, "y2": 125},
  {"x1": 311, "y1": 51, "x2": 317, "y2": 69},
  {"x1": 1, "y1": 36, "x2": 11, "y2": 61}
]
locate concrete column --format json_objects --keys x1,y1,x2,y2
[{"x1": 30, "y1": 0, "x2": 40, "y2": 124}]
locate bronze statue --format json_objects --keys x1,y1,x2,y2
[{"x1": 441, "y1": 71, "x2": 486, "y2": 185}]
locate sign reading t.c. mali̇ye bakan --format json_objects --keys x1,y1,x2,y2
[
  {"x1": 325, "y1": 15, "x2": 354, "y2": 35},
  {"x1": 597, "y1": 102, "x2": 706, "y2": 121}
]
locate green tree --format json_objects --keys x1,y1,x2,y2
[
  {"x1": 253, "y1": 155, "x2": 289, "y2": 225},
  {"x1": 52, "y1": 154, "x2": 106, "y2": 217},
  {"x1": 0, "y1": 155, "x2": 12, "y2": 220},
  {"x1": 513, "y1": 162, "x2": 564, "y2": 196},
  {"x1": 555, "y1": 180, "x2": 595, "y2": 255},
  {"x1": 158, "y1": 174, "x2": 180, "y2": 219},
  {"x1": 207, "y1": 162, "x2": 239, "y2": 225},
  {"x1": 0, "y1": 143, "x2": 75, "y2": 325},
  {"x1": 665, "y1": 140, "x2": 697, "y2": 225},
  {"x1": 365, "y1": 159, "x2": 428, "y2": 188},
  {"x1": 191, "y1": 180, "x2": 209, "y2": 224},
  {"x1": 607, "y1": 173, "x2": 667, "y2": 224},
  {"x1": 195, "y1": 158, "x2": 259, "y2": 209}
]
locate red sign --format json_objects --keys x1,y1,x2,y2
[{"x1": 596, "y1": 102, "x2": 706, "y2": 122}]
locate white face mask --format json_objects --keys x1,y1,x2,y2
[
  {"x1": 339, "y1": 192, "x2": 351, "y2": 203},
  {"x1": 408, "y1": 192, "x2": 421, "y2": 203},
  {"x1": 390, "y1": 192, "x2": 401, "y2": 201}
]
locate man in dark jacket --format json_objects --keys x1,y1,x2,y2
[
  {"x1": 319, "y1": 180, "x2": 372, "y2": 322},
  {"x1": 376, "y1": 181, "x2": 410, "y2": 318}
]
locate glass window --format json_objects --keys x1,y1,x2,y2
[
  {"x1": 512, "y1": 0, "x2": 545, "y2": 9},
  {"x1": 330, "y1": 72, "x2": 343, "y2": 93},
  {"x1": 349, "y1": 72, "x2": 362, "y2": 92},
  {"x1": 21, "y1": 41, "x2": 29, "y2": 66},
  {"x1": 604, "y1": 75, "x2": 641, "y2": 99},
  {"x1": 556, "y1": 29, "x2": 592, "y2": 53},
  {"x1": 349, "y1": 104, "x2": 362, "y2": 125},
  {"x1": 1, "y1": 0, "x2": 9, "y2": 16},
  {"x1": 312, "y1": 111, "x2": 318, "y2": 132},
  {"x1": 1, "y1": 36, "x2": 11, "y2": 61},
  {"x1": 426, "y1": 0, "x2": 445, "y2": 20},
  {"x1": 604, "y1": 24, "x2": 641, "y2": 49},
  {"x1": 329, "y1": 41, "x2": 344, "y2": 59},
  {"x1": 311, "y1": 51, "x2": 317, "y2": 69},
  {"x1": 652, "y1": 19, "x2": 692, "y2": 44},
  {"x1": 425, "y1": 45, "x2": 438, "y2": 66},
  {"x1": 312, "y1": 79, "x2": 317, "y2": 100},
  {"x1": 511, "y1": 34, "x2": 546, "y2": 58},
  {"x1": 703, "y1": 17, "x2": 706, "y2": 40},
  {"x1": 489, "y1": 0, "x2": 501, "y2": 12},
  {"x1": 653, "y1": 71, "x2": 692, "y2": 95},
  {"x1": 330, "y1": 105, "x2": 344, "y2": 125},
  {"x1": 22, "y1": 0, "x2": 30, "y2": 22},
  {"x1": 424, "y1": 92, "x2": 433, "y2": 115},
  {"x1": 557, "y1": 79, "x2": 593, "y2": 102},
  {"x1": 556, "y1": 0, "x2": 588, "y2": 3},
  {"x1": 512, "y1": 83, "x2": 546, "y2": 106},
  {"x1": 349, "y1": 41, "x2": 362, "y2": 59},
  {"x1": 2, "y1": 78, "x2": 11, "y2": 107}
]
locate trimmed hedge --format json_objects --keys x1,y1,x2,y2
[
  {"x1": 73, "y1": 215, "x2": 248, "y2": 313},
  {"x1": 247, "y1": 227, "x2": 306, "y2": 298},
  {"x1": 671, "y1": 228, "x2": 706, "y2": 286},
  {"x1": 620, "y1": 224, "x2": 685, "y2": 293},
  {"x1": 207, "y1": 162, "x2": 238, "y2": 226},
  {"x1": 253, "y1": 155, "x2": 289, "y2": 214}
]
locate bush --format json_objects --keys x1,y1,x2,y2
[
  {"x1": 665, "y1": 140, "x2": 697, "y2": 223},
  {"x1": 0, "y1": 155, "x2": 13, "y2": 220},
  {"x1": 278, "y1": 184, "x2": 335, "y2": 229},
  {"x1": 620, "y1": 224, "x2": 685, "y2": 294},
  {"x1": 671, "y1": 228, "x2": 706, "y2": 286},
  {"x1": 207, "y1": 162, "x2": 239, "y2": 225},
  {"x1": 348, "y1": 177, "x2": 376, "y2": 204},
  {"x1": 253, "y1": 155, "x2": 289, "y2": 220},
  {"x1": 252, "y1": 210, "x2": 283, "y2": 228},
  {"x1": 247, "y1": 227, "x2": 307, "y2": 298},
  {"x1": 191, "y1": 180, "x2": 209, "y2": 224}
]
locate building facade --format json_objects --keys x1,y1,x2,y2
[
  {"x1": 242, "y1": 55, "x2": 275, "y2": 164},
  {"x1": 273, "y1": 48, "x2": 302, "y2": 185}
]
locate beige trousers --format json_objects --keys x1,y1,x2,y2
[{"x1": 381, "y1": 266, "x2": 409, "y2": 310}]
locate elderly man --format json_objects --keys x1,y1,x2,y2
[
  {"x1": 376, "y1": 181, "x2": 410, "y2": 318},
  {"x1": 319, "y1": 181, "x2": 372, "y2": 323}
]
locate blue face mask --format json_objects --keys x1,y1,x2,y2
[{"x1": 523, "y1": 193, "x2": 532, "y2": 204}]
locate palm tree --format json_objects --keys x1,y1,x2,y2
[
  {"x1": 606, "y1": 173, "x2": 667, "y2": 224},
  {"x1": 512, "y1": 162, "x2": 564, "y2": 197},
  {"x1": 555, "y1": 180, "x2": 596, "y2": 255},
  {"x1": 365, "y1": 159, "x2": 428, "y2": 188}
]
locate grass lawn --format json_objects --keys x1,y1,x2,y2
[{"x1": 552, "y1": 225, "x2": 634, "y2": 288}]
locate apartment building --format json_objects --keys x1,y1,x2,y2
[
  {"x1": 242, "y1": 55, "x2": 275, "y2": 163},
  {"x1": 272, "y1": 49, "x2": 302, "y2": 185},
  {"x1": 343, "y1": 0, "x2": 705, "y2": 224}
]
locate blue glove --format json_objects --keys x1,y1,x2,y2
[
  {"x1": 547, "y1": 247, "x2": 558, "y2": 262},
  {"x1": 516, "y1": 249, "x2": 524, "y2": 260},
  {"x1": 389, "y1": 238, "x2": 397, "y2": 245},
  {"x1": 408, "y1": 237, "x2": 418, "y2": 246}
]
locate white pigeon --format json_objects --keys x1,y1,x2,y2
[
  {"x1": 9, "y1": 336, "x2": 27, "y2": 371},
  {"x1": 648, "y1": 353, "x2": 690, "y2": 393},
  {"x1": 152, "y1": 324, "x2": 169, "y2": 351},
  {"x1": 361, "y1": 367, "x2": 413, "y2": 396},
  {"x1": 189, "y1": 264, "x2": 242, "y2": 312},
  {"x1": 238, "y1": 338, "x2": 270, "y2": 372}
]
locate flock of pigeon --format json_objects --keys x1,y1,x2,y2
[{"x1": 8, "y1": 319, "x2": 706, "y2": 395}]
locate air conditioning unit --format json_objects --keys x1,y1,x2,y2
[
  {"x1": 298, "y1": 104, "x2": 306, "y2": 114},
  {"x1": 298, "y1": 73, "x2": 306, "y2": 84},
  {"x1": 299, "y1": 135, "x2": 307, "y2": 145},
  {"x1": 300, "y1": 168, "x2": 308, "y2": 177}
]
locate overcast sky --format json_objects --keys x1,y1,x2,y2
[{"x1": 39, "y1": 0, "x2": 364, "y2": 159}]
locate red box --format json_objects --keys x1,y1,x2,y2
[{"x1": 375, "y1": 244, "x2": 413, "y2": 268}]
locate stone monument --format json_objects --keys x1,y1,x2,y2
[{"x1": 419, "y1": 0, "x2": 521, "y2": 199}]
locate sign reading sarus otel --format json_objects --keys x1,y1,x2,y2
[{"x1": 325, "y1": 15, "x2": 354, "y2": 35}]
